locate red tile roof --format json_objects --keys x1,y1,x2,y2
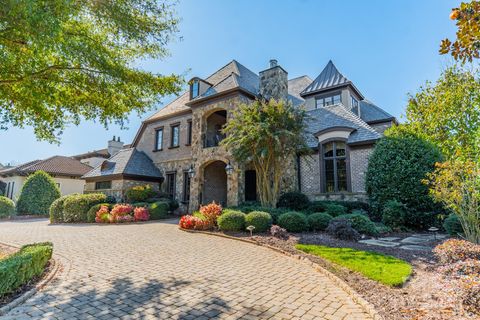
[{"x1": 0, "y1": 156, "x2": 92, "y2": 177}]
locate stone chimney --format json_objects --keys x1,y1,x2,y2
[
  {"x1": 108, "y1": 136, "x2": 124, "y2": 157},
  {"x1": 259, "y1": 59, "x2": 288, "y2": 101}
]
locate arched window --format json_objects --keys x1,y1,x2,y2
[{"x1": 322, "y1": 141, "x2": 348, "y2": 192}]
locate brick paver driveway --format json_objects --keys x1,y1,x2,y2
[{"x1": 0, "y1": 219, "x2": 371, "y2": 320}]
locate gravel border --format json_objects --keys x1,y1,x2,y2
[{"x1": 179, "y1": 227, "x2": 383, "y2": 320}]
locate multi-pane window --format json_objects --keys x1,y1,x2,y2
[
  {"x1": 166, "y1": 172, "x2": 176, "y2": 200},
  {"x1": 315, "y1": 93, "x2": 341, "y2": 108},
  {"x1": 155, "y1": 128, "x2": 163, "y2": 151},
  {"x1": 182, "y1": 171, "x2": 191, "y2": 203},
  {"x1": 95, "y1": 181, "x2": 112, "y2": 190},
  {"x1": 191, "y1": 80, "x2": 199, "y2": 99},
  {"x1": 323, "y1": 141, "x2": 348, "y2": 192},
  {"x1": 170, "y1": 124, "x2": 180, "y2": 147},
  {"x1": 187, "y1": 120, "x2": 192, "y2": 145},
  {"x1": 351, "y1": 96, "x2": 359, "y2": 109}
]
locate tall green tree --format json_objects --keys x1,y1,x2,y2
[
  {"x1": 401, "y1": 66, "x2": 480, "y2": 160},
  {"x1": 16, "y1": 170, "x2": 61, "y2": 215},
  {"x1": 221, "y1": 99, "x2": 308, "y2": 208},
  {"x1": 0, "y1": 0, "x2": 183, "y2": 142}
]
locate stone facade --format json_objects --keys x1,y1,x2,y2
[
  {"x1": 259, "y1": 61, "x2": 288, "y2": 101},
  {"x1": 84, "y1": 179, "x2": 160, "y2": 201}
]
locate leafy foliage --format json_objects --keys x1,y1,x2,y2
[
  {"x1": 62, "y1": 193, "x2": 107, "y2": 222},
  {"x1": 217, "y1": 210, "x2": 246, "y2": 232},
  {"x1": 365, "y1": 133, "x2": 443, "y2": 222},
  {"x1": 222, "y1": 99, "x2": 308, "y2": 207},
  {"x1": 307, "y1": 200, "x2": 369, "y2": 215},
  {"x1": 125, "y1": 185, "x2": 156, "y2": 203},
  {"x1": 440, "y1": 2, "x2": 480, "y2": 62},
  {"x1": 443, "y1": 214, "x2": 464, "y2": 236},
  {"x1": 228, "y1": 203, "x2": 288, "y2": 224},
  {"x1": 0, "y1": 196, "x2": 15, "y2": 218},
  {"x1": 16, "y1": 171, "x2": 61, "y2": 215},
  {"x1": 49, "y1": 194, "x2": 73, "y2": 223},
  {"x1": 277, "y1": 211, "x2": 309, "y2": 233},
  {"x1": 244, "y1": 211, "x2": 272, "y2": 233},
  {"x1": 307, "y1": 213, "x2": 333, "y2": 231},
  {"x1": 277, "y1": 192, "x2": 310, "y2": 211},
  {"x1": 381, "y1": 200, "x2": 406, "y2": 231},
  {"x1": 336, "y1": 213, "x2": 378, "y2": 236},
  {"x1": 325, "y1": 218, "x2": 360, "y2": 241},
  {"x1": 199, "y1": 202, "x2": 222, "y2": 226},
  {"x1": 324, "y1": 204, "x2": 348, "y2": 217},
  {"x1": 148, "y1": 201, "x2": 170, "y2": 220},
  {"x1": 0, "y1": 0, "x2": 182, "y2": 142}
]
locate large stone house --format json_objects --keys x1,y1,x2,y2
[{"x1": 83, "y1": 59, "x2": 395, "y2": 211}]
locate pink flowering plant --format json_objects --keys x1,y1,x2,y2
[
  {"x1": 95, "y1": 205, "x2": 111, "y2": 223},
  {"x1": 134, "y1": 207, "x2": 150, "y2": 221}
]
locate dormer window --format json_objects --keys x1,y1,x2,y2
[
  {"x1": 351, "y1": 96, "x2": 359, "y2": 109},
  {"x1": 191, "y1": 80, "x2": 200, "y2": 99},
  {"x1": 315, "y1": 93, "x2": 341, "y2": 108}
]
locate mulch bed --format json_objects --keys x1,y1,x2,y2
[{"x1": 215, "y1": 230, "x2": 477, "y2": 320}]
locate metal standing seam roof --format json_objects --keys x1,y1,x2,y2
[
  {"x1": 305, "y1": 104, "x2": 382, "y2": 148},
  {"x1": 0, "y1": 156, "x2": 92, "y2": 177},
  {"x1": 82, "y1": 148, "x2": 162, "y2": 179}
]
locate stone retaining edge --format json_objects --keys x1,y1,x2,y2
[
  {"x1": 0, "y1": 243, "x2": 62, "y2": 316},
  {"x1": 179, "y1": 227, "x2": 383, "y2": 320}
]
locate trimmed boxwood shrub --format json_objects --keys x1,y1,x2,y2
[
  {"x1": 324, "y1": 204, "x2": 347, "y2": 217},
  {"x1": 86, "y1": 203, "x2": 113, "y2": 223},
  {"x1": 443, "y1": 214, "x2": 463, "y2": 236},
  {"x1": 218, "y1": 210, "x2": 246, "y2": 231},
  {"x1": 277, "y1": 192, "x2": 310, "y2": 211},
  {"x1": 148, "y1": 201, "x2": 170, "y2": 220},
  {"x1": 277, "y1": 211, "x2": 309, "y2": 232},
  {"x1": 308, "y1": 213, "x2": 333, "y2": 231},
  {"x1": 245, "y1": 211, "x2": 272, "y2": 233},
  {"x1": 228, "y1": 204, "x2": 288, "y2": 224},
  {"x1": 382, "y1": 200, "x2": 406, "y2": 231},
  {"x1": 16, "y1": 171, "x2": 61, "y2": 215},
  {"x1": 0, "y1": 196, "x2": 15, "y2": 218},
  {"x1": 365, "y1": 134, "x2": 444, "y2": 222},
  {"x1": 307, "y1": 201, "x2": 370, "y2": 214},
  {"x1": 49, "y1": 194, "x2": 74, "y2": 223},
  {"x1": 62, "y1": 193, "x2": 107, "y2": 222},
  {"x1": 336, "y1": 213, "x2": 378, "y2": 236},
  {"x1": 125, "y1": 185, "x2": 155, "y2": 203},
  {"x1": 0, "y1": 242, "x2": 53, "y2": 296}
]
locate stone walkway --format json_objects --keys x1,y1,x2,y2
[
  {"x1": 0, "y1": 219, "x2": 371, "y2": 319},
  {"x1": 359, "y1": 233, "x2": 447, "y2": 251}
]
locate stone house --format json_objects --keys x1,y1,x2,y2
[{"x1": 83, "y1": 59, "x2": 395, "y2": 210}]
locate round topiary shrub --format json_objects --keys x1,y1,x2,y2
[
  {"x1": 148, "y1": 201, "x2": 170, "y2": 220},
  {"x1": 277, "y1": 211, "x2": 309, "y2": 232},
  {"x1": 381, "y1": 200, "x2": 406, "y2": 231},
  {"x1": 443, "y1": 214, "x2": 464, "y2": 236},
  {"x1": 218, "y1": 210, "x2": 246, "y2": 231},
  {"x1": 324, "y1": 204, "x2": 347, "y2": 217},
  {"x1": 0, "y1": 196, "x2": 15, "y2": 218},
  {"x1": 16, "y1": 171, "x2": 61, "y2": 215},
  {"x1": 49, "y1": 194, "x2": 74, "y2": 223},
  {"x1": 307, "y1": 212, "x2": 333, "y2": 231},
  {"x1": 245, "y1": 211, "x2": 272, "y2": 233},
  {"x1": 62, "y1": 193, "x2": 107, "y2": 222},
  {"x1": 277, "y1": 192, "x2": 310, "y2": 211},
  {"x1": 365, "y1": 134, "x2": 444, "y2": 224},
  {"x1": 336, "y1": 213, "x2": 378, "y2": 236}
]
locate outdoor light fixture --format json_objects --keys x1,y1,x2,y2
[
  {"x1": 187, "y1": 164, "x2": 196, "y2": 178},
  {"x1": 225, "y1": 161, "x2": 233, "y2": 175}
]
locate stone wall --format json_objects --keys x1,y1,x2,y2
[
  {"x1": 84, "y1": 179, "x2": 160, "y2": 202},
  {"x1": 259, "y1": 65, "x2": 288, "y2": 101}
]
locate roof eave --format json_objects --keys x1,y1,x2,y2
[
  {"x1": 300, "y1": 82, "x2": 364, "y2": 100},
  {"x1": 185, "y1": 87, "x2": 257, "y2": 106}
]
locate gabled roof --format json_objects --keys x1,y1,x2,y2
[
  {"x1": 305, "y1": 104, "x2": 381, "y2": 148},
  {"x1": 82, "y1": 148, "x2": 162, "y2": 180},
  {"x1": 0, "y1": 157, "x2": 92, "y2": 177},
  {"x1": 300, "y1": 61, "x2": 363, "y2": 99},
  {"x1": 359, "y1": 100, "x2": 395, "y2": 123},
  {"x1": 288, "y1": 76, "x2": 312, "y2": 107}
]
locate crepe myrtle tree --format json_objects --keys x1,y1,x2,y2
[
  {"x1": 221, "y1": 99, "x2": 309, "y2": 208},
  {"x1": 0, "y1": 0, "x2": 183, "y2": 143}
]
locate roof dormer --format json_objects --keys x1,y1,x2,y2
[{"x1": 189, "y1": 77, "x2": 212, "y2": 100}]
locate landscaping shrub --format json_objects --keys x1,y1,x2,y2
[
  {"x1": 277, "y1": 211, "x2": 309, "y2": 233},
  {"x1": 375, "y1": 222, "x2": 392, "y2": 234},
  {"x1": 49, "y1": 195, "x2": 72, "y2": 223},
  {"x1": 125, "y1": 185, "x2": 155, "y2": 202},
  {"x1": 443, "y1": 214, "x2": 464, "y2": 236},
  {"x1": 336, "y1": 213, "x2": 378, "y2": 236},
  {"x1": 105, "y1": 195, "x2": 117, "y2": 204},
  {"x1": 0, "y1": 196, "x2": 15, "y2": 218},
  {"x1": 307, "y1": 213, "x2": 333, "y2": 231},
  {"x1": 87, "y1": 203, "x2": 112, "y2": 223},
  {"x1": 62, "y1": 193, "x2": 107, "y2": 222},
  {"x1": 95, "y1": 205, "x2": 111, "y2": 223},
  {"x1": 307, "y1": 201, "x2": 369, "y2": 214},
  {"x1": 365, "y1": 134, "x2": 444, "y2": 222},
  {"x1": 16, "y1": 171, "x2": 61, "y2": 215},
  {"x1": 245, "y1": 211, "x2": 272, "y2": 233},
  {"x1": 217, "y1": 210, "x2": 246, "y2": 231},
  {"x1": 324, "y1": 204, "x2": 347, "y2": 217},
  {"x1": 148, "y1": 201, "x2": 170, "y2": 220},
  {"x1": 133, "y1": 206, "x2": 150, "y2": 221},
  {"x1": 199, "y1": 202, "x2": 222, "y2": 225},
  {"x1": 270, "y1": 225, "x2": 289, "y2": 239},
  {"x1": 179, "y1": 215, "x2": 211, "y2": 230},
  {"x1": 132, "y1": 202, "x2": 148, "y2": 208},
  {"x1": 110, "y1": 204, "x2": 134, "y2": 223},
  {"x1": 277, "y1": 192, "x2": 310, "y2": 211},
  {"x1": 404, "y1": 210, "x2": 439, "y2": 230},
  {"x1": 326, "y1": 218, "x2": 360, "y2": 241},
  {"x1": 230, "y1": 204, "x2": 288, "y2": 224},
  {"x1": 381, "y1": 200, "x2": 406, "y2": 230},
  {"x1": 433, "y1": 239, "x2": 480, "y2": 263},
  {"x1": 0, "y1": 242, "x2": 52, "y2": 296}
]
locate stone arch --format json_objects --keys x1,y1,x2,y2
[
  {"x1": 201, "y1": 160, "x2": 228, "y2": 206},
  {"x1": 203, "y1": 108, "x2": 227, "y2": 148}
]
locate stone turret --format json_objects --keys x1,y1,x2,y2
[{"x1": 259, "y1": 59, "x2": 288, "y2": 101}]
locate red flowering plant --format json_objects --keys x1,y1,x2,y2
[
  {"x1": 199, "y1": 201, "x2": 222, "y2": 226},
  {"x1": 110, "y1": 204, "x2": 134, "y2": 223},
  {"x1": 179, "y1": 215, "x2": 212, "y2": 230},
  {"x1": 95, "y1": 205, "x2": 111, "y2": 223},
  {"x1": 134, "y1": 206, "x2": 150, "y2": 221}
]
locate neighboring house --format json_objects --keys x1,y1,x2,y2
[
  {"x1": 0, "y1": 156, "x2": 93, "y2": 201},
  {"x1": 83, "y1": 59, "x2": 395, "y2": 211}
]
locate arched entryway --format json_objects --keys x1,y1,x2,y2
[
  {"x1": 203, "y1": 110, "x2": 226, "y2": 148},
  {"x1": 202, "y1": 160, "x2": 227, "y2": 206}
]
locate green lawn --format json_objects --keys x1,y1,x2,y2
[{"x1": 295, "y1": 244, "x2": 412, "y2": 287}]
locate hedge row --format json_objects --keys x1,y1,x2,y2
[
  {"x1": 0, "y1": 242, "x2": 53, "y2": 296},
  {"x1": 0, "y1": 196, "x2": 15, "y2": 218},
  {"x1": 50, "y1": 193, "x2": 107, "y2": 223}
]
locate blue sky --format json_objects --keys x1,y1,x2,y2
[{"x1": 1, "y1": 0, "x2": 456, "y2": 165}]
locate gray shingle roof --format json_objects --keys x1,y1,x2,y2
[
  {"x1": 359, "y1": 100, "x2": 395, "y2": 123},
  {"x1": 288, "y1": 76, "x2": 312, "y2": 107},
  {"x1": 300, "y1": 61, "x2": 351, "y2": 97},
  {"x1": 82, "y1": 148, "x2": 162, "y2": 180},
  {"x1": 305, "y1": 104, "x2": 381, "y2": 148}
]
